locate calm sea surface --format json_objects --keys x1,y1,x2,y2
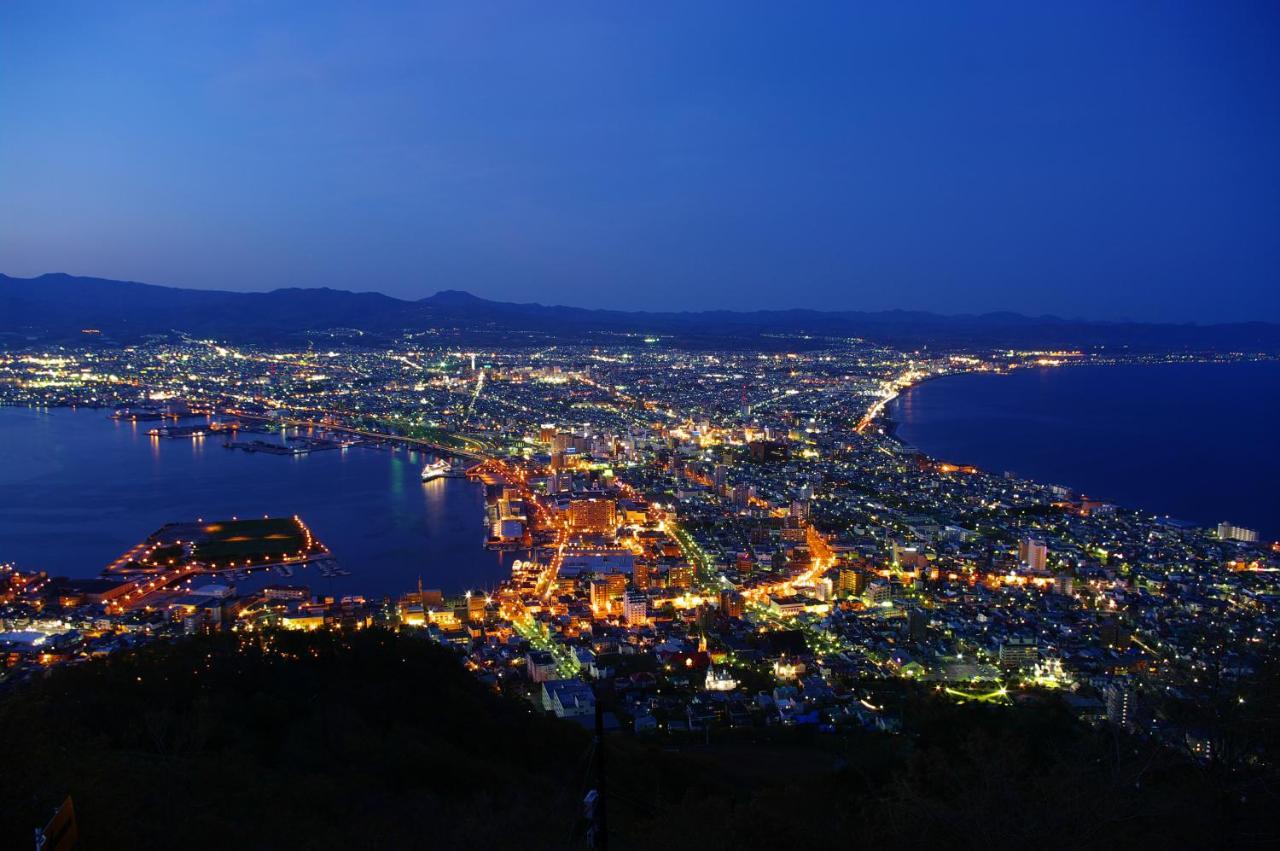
[
  {"x1": 893, "y1": 361, "x2": 1280, "y2": 540},
  {"x1": 0, "y1": 407, "x2": 515, "y2": 597}
]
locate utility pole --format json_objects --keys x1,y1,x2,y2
[{"x1": 586, "y1": 682, "x2": 608, "y2": 850}]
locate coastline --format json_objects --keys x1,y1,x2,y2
[
  {"x1": 878, "y1": 360, "x2": 1279, "y2": 540},
  {"x1": 0, "y1": 406, "x2": 511, "y2": 594}
]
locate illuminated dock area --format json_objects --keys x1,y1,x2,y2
[{"x1": 102, "y1": 516, "x2": 330, "y2": 611}]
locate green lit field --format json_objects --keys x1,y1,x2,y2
[{"x1": 152, "y1": 517, "x2": 325, "y2": 569}]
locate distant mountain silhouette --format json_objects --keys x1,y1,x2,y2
[{"x1": 3, "y1": 272, "x2": 1278, "y2": 351}]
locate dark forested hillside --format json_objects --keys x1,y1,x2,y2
[{"x1": 1, "y1": 629, "x2": 1275, "y2": 850}]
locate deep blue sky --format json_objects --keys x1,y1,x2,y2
[{"x1": 2, "y1": 2, "x2": 1277, "y2": 321}]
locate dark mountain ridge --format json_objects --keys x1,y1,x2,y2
[{"x1": 4, "y1": 272, "x2": 1278, "y2": 351}]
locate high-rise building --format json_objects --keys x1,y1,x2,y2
[
  {"x1": 466, "y1": 592, "x2": 486, "y2": 623},
  {"x1": 1019, "y1": 537, "x2": 1048, "y2": 572},
  {"x1": 1099, "y1": 616, "x2": 1130, "y2": 649},
  {"x1": 837, "y1": 566, "x2": 866, "y2": 597},
  {"x1": 589, "y1": 575, "x2": 626, "y2": 614},
  {"x1": 719, "y1": 588, "x2": 745, "y2": 619},
  {"x1": 622, "y1": 591, "x2": 648, "y2": 624},
  {"x1": 864, "y1": 580, "x2": 891, "y2": 606},
  {"x1": 907, "y1": 607, "x2": 928, "y2": 644},
  {"x1": 527, "y1": 651, "x2": 558, "y2": 683},
  {"x1": 589, "y1": 579, "x2": 607, "y2": 613},
  {"x1": 1217, "y1": 522, "x2": 1259, "y2": 543},
  {"x1": 632, "y1": 560, "x2": 653, "y2": 590},
  {"x1": 668, "y1": 564, "x2": 694, "y2": 590},
  {"x1": 999, "y1": 636, "x2": 1038, "y2": 671},
  {"x1": 568, "y1": 498, "x2": 617, "y2": 533},
  {"x1": 890, "y1": 540, "x2": 930, "y2": 572},
  {"x1": 552, "y1": 433, "x2": 592, "y2": 455},
  {"x1": 1105, "y1": 680, "x2": 1135, "y2": 730}
]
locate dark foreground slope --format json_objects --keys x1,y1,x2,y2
[
  {"x1": 0, "y1": 629, "x2": 593, "y2": 849},
  {"x1": 1, "y1": 629, "x2": 1275, "y2": 850}
]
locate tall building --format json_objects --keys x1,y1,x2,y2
[
  {"x1": 527, "y1": 650, "x2": 558, "y2": 683},
  {"x1": 747, "y1": 440, "x2": 788, "y2": 463},
  {"x1": 891, "y1": 539, "x2": 929, "y2": 571},
  {"x1": 465, "y1": 591, "x2": 486, "y2": 623},
  {"x1": 1105, "y1": 680, "x2": 1135, "y2": 730},
  {"x1": 589, "y1": 576, "x2": 625, "y2": 614},
  {"x1": 552, "y1": 432, "x2": 592, "y2": 455},
  {"x1": 1019, "y1": 537, "x2": 1048, "y2": 572},
  {"x1": 668, "y1": 564, "x2": 694, "y2": 590},
  {"x1": 622, "y1": 591, "x2": 648, "y2": 624},
  {"x1": 632, "y1": 560, "x2": 653, "y2": 590},
  {"x1": 999, "y1": 636, "x2": 1038, "y2": 671},
  {"x1": 837, "y1": 566, "x2": 866, "y2": 598},
  {"x1": 864, "y1": 580, "x2": 891, "y2": 606},
  {"x1": 1217, "y1": 521, "x2": 1259, "y2": 543},
  {"x1": 907, "y1": 607, "x2": 928, "y2": 645},
  {"x1": 719, "y1": 588, "x2": 745, "y2": 618},
  {"x1": 568, "y1": 498, "x2": 617, "y2": 534}
]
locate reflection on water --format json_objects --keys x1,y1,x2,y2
[{"x1": 0, "y1": 406, "x2": 514, "y2": 597}]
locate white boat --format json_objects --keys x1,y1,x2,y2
[{"x1": 422, "y1": 459, "x2": 449, "y2": 481}]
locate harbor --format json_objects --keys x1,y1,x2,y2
[{"x1": 0, "y1": 406, "x2": 517, "y2": 598}]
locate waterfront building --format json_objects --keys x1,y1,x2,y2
[
  {"x1": 1217, "y1": 521, "x2": 1259, "y2": 543},
  {"x1": 466, "y1": 592, "x2": 486, "y2": 623}
]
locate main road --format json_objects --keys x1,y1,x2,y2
[{"x1": 225, "y1": 410, "x2": 491, "y2": 461}]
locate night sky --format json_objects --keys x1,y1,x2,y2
[{"x1": 2, "y1": 1, "x2": 1277, "y2": 321}]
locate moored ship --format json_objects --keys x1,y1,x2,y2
[
  {"x1": 422, "y1": 457, "x2": 469, "y2": 480},
  {"x1": 421, "y1": 459, "x2": 449, "y2": 481}
]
